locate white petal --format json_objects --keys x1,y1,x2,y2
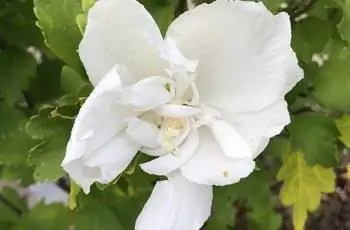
[
  {"x1": 207, "y1": 119, "x2": 252, "y2": 159},
  {"x1": 141, "y1": 118, "x2": 191, "y2": 157},
  {"x1": 64, "y1": 131, "x2": 140, "y2": 193},
  {"x1": 126, "y1": 117, "x2": 160, "y2": 149},
  {"x1": 162, "y1": 38, "x2": 198, "y2": 99},
  {"x1": 141, "y1": 128, "x2": 199, "y2": 175},
  {"x1": 220, "y1": 100, "x2": 290, "y2": 158},
  {"x1": 120, "y1": 76, "x2": 175, "y2": 110},
  {"x1": 181, "y1": 128, "x2": 255, "y2": 186},
  {"x1": 167, "y1": 0, "x2": 303, "y2": 113},
  {"x1": 85, "y1": 131, "x2": 141, "y2": 178},
  {"x1": 61, "y1": 155, "x2": 100, "y2": 194},
  {"x1": 135, "y1": 174, "x2": 212, "y2": 230},
  {"x1": 162, "y1": 37, "x2": 198, "y2": 73},
  {"x1": 62, "y1": 68, "x2": 137, "y2": 193},
  {"x1": 80, "y1": 0, "x2": 166, "y2": 86},
  {"x1": 62, "y1": 67, "x2": 132, "y2": 164},
  {"x1": 154, "y1": 104, "x2": 201, "y2": 117},
  {"x1": 141, "y1": 147, "x2": 168, "y2": 157},
  {"x1": 27, "y1": 183, "x2": 68, "y2": 208}
]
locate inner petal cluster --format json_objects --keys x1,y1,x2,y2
[
  {"x1": 123, "y1": 74, "x2": 199, "y2": 155},
  {"x1": 161, "y1": 117, "x2": 187, "y2": 152}
]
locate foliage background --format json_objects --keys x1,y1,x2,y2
[{"x1": 1, "y1": 0, "x2": 350, "y2": 229}]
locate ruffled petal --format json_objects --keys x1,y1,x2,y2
[
  {"x1": 64, "y1": 131, "x2": 140, "y2": 193},
  {"x1": 154, "y1": 104, "x2": 201, "y2": 117},
  {"x1": 220, "y1": 100, "x2": 290, "y2": 158},
  {"x1": 62, "y1": 68, "x2": 137, "y2": 193},
  {"x1": 140, "y1": 128, "x2": 199, "y2": 175},
  {"x1": 181, "y1": 127, "x2": 255, "y2": 186},
  {"x1": 167, "y1": 0, "x2": 303, "y2": 113},
  {"x1": 207, "y1": 119, "x2": 252, "y2": 159},
  {"x1": 135, "y1": 174, "x2": 212, "y2": 230},
  {"x1": 120, "y1": 76, "x2": 175, "y2": 110},
  {"x1": 80, "y1": 0, "x2": 167, "y2": 86},
  {"x1": 84, "y1": 131, "x2": 140, "y2": 179},
  {"x1": 126, "y1": 117, "x2": 160, "y2": 149}
]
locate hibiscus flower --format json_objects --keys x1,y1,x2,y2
[{"x1": 62, "y1": 0, "x2": 303, "y2": 229}]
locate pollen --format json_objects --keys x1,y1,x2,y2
[
  {"x1": 223, "y1": 170, "x2": 229, "y2": 177},
  {"x1": 161, "y1": 117, "x2": 186, "y2": 153},
  {"x1": 162, "y1": 117, "x2": 186, "y2": 138}
]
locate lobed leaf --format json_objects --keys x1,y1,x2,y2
[{"x1": 277, "y1": 152, "x2": 336, "y2": 230}]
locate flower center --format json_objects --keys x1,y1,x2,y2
[{"x1": 161, "y1": 117, "x2": 187, "y2": 153}]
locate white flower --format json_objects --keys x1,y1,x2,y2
[
  {"x1": 26, "y1": 183, "x2": 68, "y2": 208},
  {"x1": 0, "y1": 181, "x2": 68, "y2": 209},
  {"x1": 61, "y1": 0, "x2": 303, "y2": 229}
]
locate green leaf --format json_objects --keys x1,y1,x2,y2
[
  {"x1": 206, "y1": 169, "x2": 281, "y2": 230},
  {"x1": 0, "y1": 222, "x2": 14, "y2": 230},
  {"x1": 0, "y1": 188, "x2": 27, "y2": 223},
  {"x1": 1, "y1": 188, "x2": 27, "y2": 213},
  {"x1": 277, "y1": 152, "x2": 336, "y2": 230},
  {"x1": 231, "y1": 170, "x2": 282, "y2": 230},
  {"x1": 292, "y1": 17, "x2": 332, "y2": 62},
  {"x1": 335, "y1": 115, "x2": 350, "y2": 148},
  {"x1": 313, "y1": 57, "x2": 350, "y2": 111},
  {"x1": 337, "y1": 0, "x2": 350, "y2": 44},
  {"x1": 13, "y1": 203, "x2": 71, "y2": 230},
  {"x1": 0, "y1": 103, "x2": 37, "y2": 167},
  {"x1": 26, "y1": 108, "x2": 72, "y2": 139},
  {"x1": 73, "y1": 202, "x2": 124, "y2": 230},
  {"x1": 0, "y1": 165, "x2": 35, "y2": 187},
  {"x1": 261, "y1": 0, "x2": 284, "y2": 13},
  {"x1": 61, "y1": 65, "x2": 87, "y2": 96},
  {"x1": 28, "y1": 58, "x2": 63, "y2": 104},
  {"x1": 76, "y1": 0, "x2": 96, "y2": 35},
  {"x1": 205, "y1": 186, "x2": 236, "y2": 229},
  {"x1": 34, "y1": 0, "x2": 83, "y2": 72},
  {"x1": 248, "y1": 206, "x2": 282, "y2": 230},
  {"x1": 0, "y1": 48, "x2": 36, "y2": 103},
  {"x1": 112, "y1": 193, "x2": 150, "y2": 230},
  {"x1": 26, "y1": 106, "x2": 73, "y2": 182},
  {"x1": 0, "y1": 128, "x2": 38, "y2": 165},
  {"x1": 0, "y1": 0, "x2": 43, "y2": 49},
  {"x1": 308, "y1": 0, "x2": 341, "y2": 20},
  {"x1": 139, "y1": 0, "x2": 176, "y2": 35},
  {"x1": 0, "y1": 102, "x2": 24, "y2": 136},
  {"x1": 76, "y1": 13, "x2": 87, "y2": 35},
  {"x1": 263, "y1": 136, "x2": 292, "y2": 158},
  {"x1": 28, "y1": 58, "x2": 64, "y2": 103},
  {"x1": 289, "y1": 114, "x2": 339, "y2": 167},
  {"x1": 29, "y1": 139, "x2": 67, "y2": 182},
  {"x1": 82, "y1": 0, "x2": 96, "y2": 12},
  {"x1": 121, "y1": 154, "x2": 159, "y2": 196}
]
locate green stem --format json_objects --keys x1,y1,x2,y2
[{"x1": 0, "y1": 195, "x2": 22, "y2": 215}]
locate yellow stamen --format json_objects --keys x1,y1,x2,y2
[
  {"x1": 161, "y1": 117, "x2": 186, "y2": 153},
  {"x1": 223, "y1": 171, "x2": 229, "y2": 178}
]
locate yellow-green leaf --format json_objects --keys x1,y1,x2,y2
[
  {"x1": 335, "y1": 115, "x2": 350, "y2": 148},
  {"x1": 82, "y1": 0, "x2": 95, "y2": 12},
  {"x1": 69, "y1": 180, "x2": 81, "y2": 210},
  {"x1": 277, "y1": 152, "x2": 336, "y2": 230}
]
